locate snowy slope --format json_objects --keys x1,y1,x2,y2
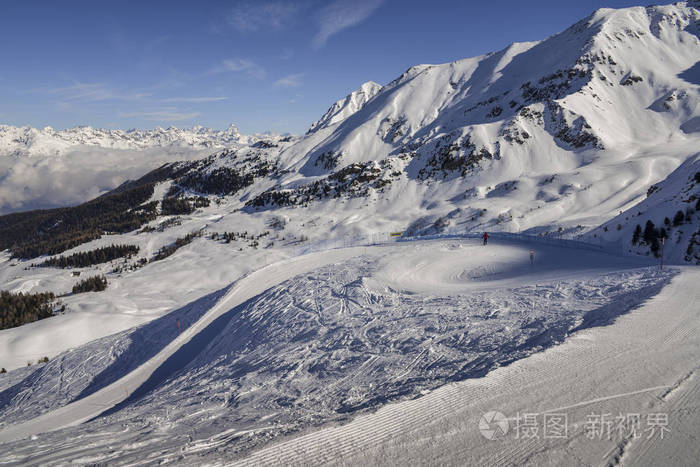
[
  {"x1": 0, "y1": 2, "x2": 699, "y2": 464},
  {"x1": 248, "y1": 1, "x2": 700, "y2": 239},
  {"x1": 236, "y1": 266, "x2": 700, "y2": 467},
  {"x1": 0, "y1": 238, "x2": 671, "y2": 462},
  {"x1": 591, "y1": 153, "x2": 700, "y2": 262}
]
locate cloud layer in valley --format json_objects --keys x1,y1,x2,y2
[{"x1": 0, "y1": 148, "x2": 209, "y2": 214}]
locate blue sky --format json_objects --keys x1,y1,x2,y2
[{"x1": 0, "y1": 0, "x2": 657, "y2": 135}]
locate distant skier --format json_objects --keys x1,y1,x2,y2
[
  {"x1": 530, "y1": 249, "x2": 534, "y2": 266},
  {"x1": 482, "y1": 232, "x2": 489, "y2": 246}
]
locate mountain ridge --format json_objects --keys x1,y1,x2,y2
[
  {"x1": 0, "y1": 123, "x2": 285, "y2": 158},
  {"x1": 307, "y1": 81, "x2": 383, "y2": 135}
]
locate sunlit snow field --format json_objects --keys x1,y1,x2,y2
[{"x1": 0, "y1": 238, "x2": 674, "y2": 463}]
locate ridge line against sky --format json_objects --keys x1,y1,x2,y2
[{"x1": 0, "y1": 0, "x2": 659, "y2": 134}]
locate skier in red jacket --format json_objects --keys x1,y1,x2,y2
[{"x1": 483, "y1": 232, "x2": 489, "y2": 246}]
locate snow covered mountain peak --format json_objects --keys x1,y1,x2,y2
[
  {"x1": 282, "y1": 1, "x2": 699, "y2": 176},
  {"x1": 307, "y1": 81, "x2": 383, "y2": 134},
  {"x1": 230, "y1": 1, "x2": 699, "y2": 261},
  {"x1": 359, "y1": 80, "x2": 382, "y2": 94}
]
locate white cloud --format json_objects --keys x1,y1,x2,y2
[
  {"x1": 118, "y1": 109, "x2": 201, "y2": 121},
  {"x1": 161, "y1": 96, "x2": 229, "y2": 103},
  {"x1": 46, "y1": 82, "x2": 150, "y2": 102},
  {"x1": 209, "y1": 58, "x2": 266, "y2": 79},
  {"x1": 313, "y1": 0, "x2": 384, "y2": 49},
  {"x1": 274, "y1": 73, "x2": 305, "y2": 88},
  {"x1": 228, "y1": 2, "x2": 301, "y2": 33},
  {"x1": 0, "y1": 148, "x2": 207, "y2": 214}
]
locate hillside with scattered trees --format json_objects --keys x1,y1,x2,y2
[
  {"x1": 72, "y1": 275, "x2": 108, "y2": 294},
  {"x1": 151, "y1": 232, "x2": 201, "y2": 262},
  {"x1": 0, "y1": 183, "x2": 158, "y2": 259},
  {"x1": 161, "y1": 196, "x2": 210, "y2": 216},
  {"x1": 40, "y1": 244, "x2": 140, "y2": 269},
  {"x1": 593, "y1": 159, "x2": 700, "y2": 263},
  {"x1": 0, "y1": 291, "x2": 63, "y2": 330}
]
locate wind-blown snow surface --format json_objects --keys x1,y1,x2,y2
[{"x1": 0, "y1": 239, "x2": 671, "y2": 463}]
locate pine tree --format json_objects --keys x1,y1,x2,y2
[
  {"x1": 673, "y1": 210, "x2": 685, "y2": 226},
  {"x1": 650, "y1": 236, "x2": 660, "y2": 256},
  {"x1": 632, "y1": 224, "x2": 642, "y2": 244},
  {"x1": 0, "y1": 290, "x2": 59, "y2": 330},
  {"x1": 643, "y1": 220, "x2": 657, "y2": 244},
  {"x1": 72, "y1": 275, "x2": 108, "y2": 294}
]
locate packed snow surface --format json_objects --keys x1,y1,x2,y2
[
  {"x1": 237, "y1": 267, "x2": 700, "y2": 467},
  {"x1": 0, "y1": 238, "x2": 677, "y2": 464}
]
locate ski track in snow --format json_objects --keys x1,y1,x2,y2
[
  {"x1": 232, "y1": 267, "x2": 700, "y2": 467},
  {"x1": 0, "y1": 238, "x2": 680, "y2": 465}
]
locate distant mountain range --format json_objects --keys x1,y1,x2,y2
[{"x1": 0, "y1": 123, "x2": 284, "y2": 157}]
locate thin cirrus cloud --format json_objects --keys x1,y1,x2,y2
[
  {"x1": 161, "y1": 96, "x2": 229, "y2": 103},
  {"x1": 227, "y1": 1, "x2": 301, "y2": 33},
  {"x1": 46, "y1": 82, "x2": 150, "y2": 102},
  {"x1": 223, "y1": 1, "x2": 384, "y2": 49},
  {"x1": 274, "y1": 73, "x2": 305, "y2": 88},
  {"x1": 208, "y1": 58, "x2": 266, "y2": 79},
  {"x1": 118, "y1": 109, "x2": 201, "y2": 121},
  {"x1": 312, "y1": 0, "x2": 385, "y2": 49}
]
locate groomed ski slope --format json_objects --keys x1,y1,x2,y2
[
  {"x1": 233, "y1": 267, "x2": 700, "y2": 467},
  {"x1": 0, "y1": 237, "x2": 684, "y2": 464},
  {"x1": 0, "y1": 246, "x2": 372, "y2": 443}
]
